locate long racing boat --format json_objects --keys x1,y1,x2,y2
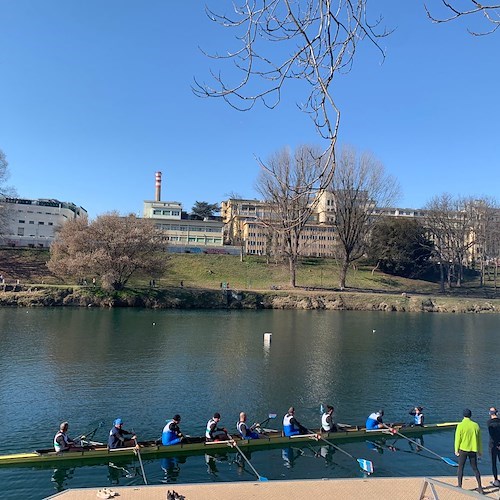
[{"x1": 0, "y1": 422, "x2": 458, "y2": 467}]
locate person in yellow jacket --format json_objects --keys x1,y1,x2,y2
[{"x1": 454, "y1": 408, "x2": 484, "y2": 494}]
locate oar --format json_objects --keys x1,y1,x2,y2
[
  {"x1": 75, "y1": 421, "x2": 104, "y2": 445},
  {"x1": 227, "y1": 432, "x2": 268, "y2": 482},
  {"x1": 133, "y1": 434, "x2": 148, "y2": 484},
  {"x1": 256, "y1": 413, "x2": 277, "y2": 429},
  {"x1": 309, "y1": 429, "x2": 374, "y2": 474},
  {"x1": 382, "y1": 424, "x2": 458, "y2": 467}
]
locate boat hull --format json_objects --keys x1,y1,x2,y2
[{"x1": 0, "y1": 423, "x2": 458, "y2": 467}]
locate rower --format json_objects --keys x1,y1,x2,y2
[
  {"x1": 283, "y1": 407, "x2": 308, "y2": 437},
  {"x1": 206, "y1": 412, "x2": 229, "y2": 442},
  {"x1": 108, "y1": 418, "x2": 136, "y2": 449},
  {"x1": 236, "y1": 412, "x2": 260, "y2": 440},
  {"x1": 409, "y1": 406, "x2": 424, "y2": 426},
  {"x1": 54, "y1": 422, "x2": 75, "y2": 452},
  {"x1": 366, "y1": 410, "x2": 385, "y2": 430},
  {"x1": 162, "y1": 414, "x2": 185, "y2": 446},
  {"x1": 321, "y1": 405, "x2": 338, "y2": 433}
]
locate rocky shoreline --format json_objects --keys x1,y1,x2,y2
[{"x1": 0, "y1": 285, "x2": 498, "y2": 313}]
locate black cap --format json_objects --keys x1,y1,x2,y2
[
  {"x1": 214, "y1": 412, "x2": 221, "y2": 419},
  {"x1": 463, "y1": 408, "x2": 472, "y2": 418},
  {"x1": 173, "y1": 414, "x2": 181, "y2": 421}
]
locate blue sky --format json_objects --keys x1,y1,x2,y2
[{"x1": 0, "y1": 0, "x2": 498, "y2": 218}]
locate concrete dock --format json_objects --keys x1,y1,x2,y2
[{"x1": 46, "y1": 476, "x2": 500, "y2": 499}]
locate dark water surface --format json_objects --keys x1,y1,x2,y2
[{"x1": 0, "y1": 308, "x2": 498, "y2": 498}]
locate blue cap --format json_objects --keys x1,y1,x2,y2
[{"x1": 114, "y1": 418, "x2": 123, "y2": 425}]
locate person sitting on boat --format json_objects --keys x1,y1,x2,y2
[
  {"x1": 108, "y1": 418, "x2": 136, "y2": 449},
  {"x1": 283, "y1": 407, "x2": 308, "y2": 437},
  {"x1": 162, "y1": 414, "x2": 185, "y2": 446},
  {"x1": 321, "y1": 405, "x2": 338, "y2": 433},
  {"x1": 206, "y1": 413, "x2": 229, "y2": 442},
  {"x1": 236, "y1": 412, "x2": 260, "y2": 440},
  {"x1": 409, "y1": 406, "x2": 424, "y2": 426},
  {"x1": 54, "y1": 421, "x2": 75, "y2": 452},
  {"x1": 366, "y1": 410, "x2": 385, "y2": 430}
]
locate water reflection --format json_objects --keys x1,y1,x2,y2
[
  {"x1": 1, "y1": 308, "x2": 500, "y2": 499},
  {"x1": 51, "y1": 467, "x2": 74, "y2": 493}
]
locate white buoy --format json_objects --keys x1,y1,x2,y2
[{"x1": 263, "y1": 332, "x2": 272, "y2": 345}]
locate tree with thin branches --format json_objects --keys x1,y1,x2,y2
[
  {"x1": 48, "y1": 212, "x2": 168, "y2": 291},
  {"x1": 326, "y1": 145, "x2": 399, "y2": 289},
  {"x1": 256, "y1": 145, "x2": 325, "y2": 287},
  {"x1": 425, "y1": 1, "x2": 500, "y2": 35},
  {"x1": 194, "y1": 1, "x2": 391, "y2": 224}
]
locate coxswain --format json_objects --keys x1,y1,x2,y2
[
  {"x1": 409, "y1": 406, "x2": 424, "y2": 426},
  {"x1": 366, "y1": 410, "x2": 385, "y2": 430},
  {"x1": 162, "y1": 414, "x2": 185, "y2": 446},
  {"x1": 206, "y1": 412, "x2": 228, "y2": 441},
  {"x1": 54, "y1": 421, "x2": 75, "y2": 452},
  {"x1": 283, "y1": 407, "x2": 308, "y2": 437},
  {"x1": 321, "y1": 405, "x2": 338, "y2": 433},
  {"x1": 236, "y1": 412, "x2": 260, "y2": 439},
  {"x1": 108, "y1": 418, "x2": 136, "y2": 449}
]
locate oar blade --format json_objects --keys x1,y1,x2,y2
[
  {"x1": 268, "y1": 413, "x2": 277, "y2": 419},
  {"x1": 441, "y1": 457, "x2": 459, "y2": 467},
  {"x1": 259, "y1": 476, "x2": 269, "y2": 482},
  {"x1": 357, "y1": 458, "x2": 374, "y2": 474}
]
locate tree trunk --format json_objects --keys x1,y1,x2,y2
[
  {"x1": 288, "y1": 256, "x2": 296, "y2": 288},
  {"x1": 339, "y1": 259, "x2": 349, "y2": 289},
  {"x1": 439, "y1": 262, "x2": 445, "y2": 293}
]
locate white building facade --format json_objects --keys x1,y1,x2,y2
[{"x1": 0, "y1": 197, "x2": 87, "y2": 248}]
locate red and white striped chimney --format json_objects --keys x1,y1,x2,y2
[{"x1": 155, "y1": 171, "x2": 162, "y2": 201}]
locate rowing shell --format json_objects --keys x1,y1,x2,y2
[{"x1": 0, "y1": 422, "x2": 458, "y2": 467}]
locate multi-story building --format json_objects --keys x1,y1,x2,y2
[
  {"x1": 143, "y1": 172, "x2": 227, "y2": 253},
  {"x1": 0, "y1": 197, "x2": 87, "y2": 248},
  {"x1": 221, "y1": 197, "x2": 337, "y2": 257}
]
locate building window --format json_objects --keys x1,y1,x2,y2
[
  {"x1": 48, "y1": 222, "x2": 53, "y2": 226},
  {"x1": 38, "y1": 221, "x2": 45, "y2": 225},
  {"x1": 19, "y1": 220, "x2": 25, "y2": 224},
  {"x1": 17, "y1": 228, "x2": 24, "y2": 236},
  {"x1": 29, "y1": 221, "x2": 34, "y2": 224}
]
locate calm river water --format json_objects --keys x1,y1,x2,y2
[{"x1": 0, "y1": 308, "x2": 498, "y2": 499}]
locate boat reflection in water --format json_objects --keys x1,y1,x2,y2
[
  {"x1": 51, "y1": 467, "x2": 74, "y2": 493},
  {"x1": 160, "y1": 456, "x2": 186, "y2": 483}
]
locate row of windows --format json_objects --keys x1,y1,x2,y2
[
  {"x1": 157, "y1": 224, "x2": 222, "y2": 233},
  {"x1": 166, "y1": 236, "x2": 222, "y2": 244},
  {"x1": 18, "y1": 220, "x2": 54, "y2": 225},
  {"x1": 153, "y1": 209, "x2": 181, "y2": 216},
  {"x1": 17, "y1": 228, "x2": 48, "y2": 237}
]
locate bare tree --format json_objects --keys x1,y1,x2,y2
[
  {"x1": 0, "y1": 149, "x2": 17, "y2": 237},
  {"x1": 194, "y1": 1, "x2": 390, "y2": 207},
  {"x1": 469, "y1": 196, "x2": 500, "y2": 287},
  {"x1": 425, "y1": 1, "x2": 500, "y2": 35},
  {"x1": 256, "y1": 145, "x2": 326, "y2": 287},
  {"x1": 48, "y1": 212, "x2": 168, "y2": 290},
  {"x1": 424, "y1": 194, "x2": 479, "y2": 290},
  {"x1": 327, "y1": 146, "x2": 399, "y2": 289}
]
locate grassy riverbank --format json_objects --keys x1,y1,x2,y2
[{"x1": 0, "y1": 248, "x2": 498, "y2": 311}]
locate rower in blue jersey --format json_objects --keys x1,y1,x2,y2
[
  {"x1": 237, "y1": 412, "x2": 260, "y2": 439},
  {"x1": 409, "y1": 406, "x2": 424, "y2": 426},
  {"x1": 366, "y1": 410, "x2": 385, "y2": 430},
  {"x1": 162, "y1": 414, "x2": 185, "y2": 446},
  {"x1": 283, "y1": 407, "x2": 308, "y2": 437}
]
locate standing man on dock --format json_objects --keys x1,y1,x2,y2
[
  {"x1": 455, "y1": 408, "x2": 483, "y2": 494},
  {"x1": 487, "y1": 407, "x2": 500, "y2": 488}
]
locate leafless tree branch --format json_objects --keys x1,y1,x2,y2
[{"x1": 425, "y1": 1, "x2": 500, "y2": 35}]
